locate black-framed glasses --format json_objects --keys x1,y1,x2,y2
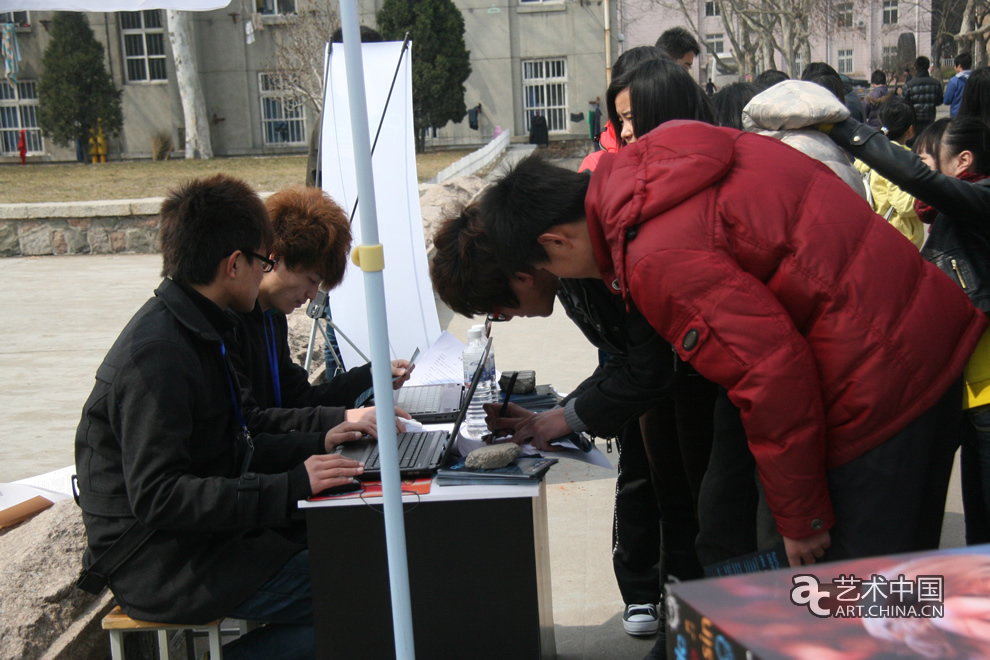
[
  {"x1": 245, "y1": 251, "x2": 277, "y2": 272},
  {"x1": 484, "y1": 309, "x2": 507, "y2": 337}
]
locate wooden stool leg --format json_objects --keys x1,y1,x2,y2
[{"x1": 157, "y1": 630, "x2": 170, "y2": 659}]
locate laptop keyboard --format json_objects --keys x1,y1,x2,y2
[
  {"x1": 396, "y1": 385, "x2": 443, "y2": 413},
  {"x1": 366, "y1": 431, "x2": 444, "y2": 470}
]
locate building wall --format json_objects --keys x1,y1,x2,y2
[
  {"x1": 3, "y1": 7, "x2": 314, "y2": 163},
  {"x1": 617, "y1": 0, "x2": 932, "y2": 84},
  {"x1": 5, "y1": 0, "x2": 614, "y2": 162}
]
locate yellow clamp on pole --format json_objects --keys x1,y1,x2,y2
[{"x1": 351, "y1": 244, "x2": 385, "y2": 272}]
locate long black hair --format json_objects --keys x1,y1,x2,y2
[
  {"x1": 914, "y1": 117, "x2": 990, "y2": 176},
  {"x1": 958, "y1": 67, "x2": 990, "y2": 127},
  {"x1": 712, "y1": 82, "x2": 765, "y2": 130},
  {"x1": 877, "y1": 98, "x2": 916, "y2": 143},
  {"x1": 606, "y1": 57, "x2": 714, "y2": 141}
]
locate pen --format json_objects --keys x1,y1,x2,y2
[
  {"x1": 499, "y1": 371, "x2": 519, "y2": 417},
  {"x1": 393, "y1": 347, "x2": 420, "y2": 382}
]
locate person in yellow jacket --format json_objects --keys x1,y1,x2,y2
[{"x1": 855, "y1": 99, "x2": 925, "y2": 249}]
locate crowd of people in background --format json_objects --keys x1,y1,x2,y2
[{"x1": 431, "y1": 28, "x2": 990, "y2": 660}]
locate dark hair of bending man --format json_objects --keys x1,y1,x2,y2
[{"x1": 74, "y1": 174, "x2": 373, "y2": 657}]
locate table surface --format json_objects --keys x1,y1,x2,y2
[{"x1": 298, "y1": 477, "x2": 540, "y2": 508}]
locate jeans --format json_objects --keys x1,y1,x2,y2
[
  {"x1": 962, "y1": 404, "x2": 990, "y2": 544},
  {"x1": 222, "y1": 550, "x2": 315, "y2": 660}
]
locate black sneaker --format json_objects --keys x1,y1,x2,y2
[{"x1": 622, "y1": 603, "x2": 659, "y2": 636}]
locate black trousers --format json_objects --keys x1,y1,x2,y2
[
  {"x1": 696, "y1": 380, "x2": 963, "y2": 566},
  {"x1": 823, "y1": 378, "x2": 963, "y2": 560},
  {"x1": 611, "y1": 374, "x2": 715, "y2": 604}
]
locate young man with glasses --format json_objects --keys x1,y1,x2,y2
[
  {"x1": 225, "y1": 185, "x2": 413, "y2": 440},
  {"x1": 74, "y1": 175, "x2": 374, "y2": 658}
]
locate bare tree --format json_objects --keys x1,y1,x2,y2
[
  {"x1": 166, "y1": 10, "x2": 212, "y2": 160},
  {"x1": 265, "y1": 4, "x2": 340, "y2": 116},
  {"x1": 655, "y1": 0, "x2": 822, "y2": 79}
]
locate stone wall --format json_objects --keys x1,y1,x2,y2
[{"x1": 0, "y1": 200, "x2": 162, "y2": 258}]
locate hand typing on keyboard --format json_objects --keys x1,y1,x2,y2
[{"x1": 342, "y1": 406, "x2": 414, "y2": 444}]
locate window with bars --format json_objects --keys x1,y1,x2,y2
[
  {"x1": 705, "y1": 33, "x2": 724, "y2": 54},
  {"x1": 0, "y1": 80, "x2": 43, "y2": 156},
  {"x1": 259, "y1": 73, "x2": 306, "y2": 145},
  {"x1": 883, "y1": 0, "x2": 898, "y2": 24},
  {"x1": 836, "y1": 2, "x2": 853, "y2": 28},
  {"x1": 257, "y1": 0, "x2": 296, "y2": 15},
  {"x1": 522, "y1": 58, "x2": 567, "y2": 133},
  {"x1": 838, "y1": 49, "x2": 854, "y2": 74},
  {"x1": 120, "y1": 10, "x2": 167, "y2": 83},
  {"x1": 0, "y1": 11, "x2": 29, "y2": 27},
  {"x1": 705, "y1": 1, "x2": 720, "y2": 16}
]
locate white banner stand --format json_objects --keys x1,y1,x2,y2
[{"x1": 320, "y1": 40, "x2": 441, "y2": 370}]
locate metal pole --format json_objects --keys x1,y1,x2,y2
[{"x1": 338, "y1": 2, "x2": 415, "y2": 658}]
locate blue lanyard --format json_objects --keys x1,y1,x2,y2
[
  {"x1": 220, "y1": 341, "x2": 254, "y2": 473},
  {"x1": 263, "y1": 311, "x2": 283, "y2": 408}
]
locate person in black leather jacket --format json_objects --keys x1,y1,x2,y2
[{"x1": 827, "y1": 111, "x2": 990, "y2": 546}]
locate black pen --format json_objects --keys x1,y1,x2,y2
[{"x1": 499, "y1": 371, "x2": 519, "y2": 418}]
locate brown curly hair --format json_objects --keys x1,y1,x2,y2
[{"x1": 265, "y1": 186, "x2": 351, "y2": 289}]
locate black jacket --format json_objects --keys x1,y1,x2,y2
[
  {"x1": 556, "y1": 278, "x2": 678, "y2": 436},
  {"x1": 227, "y1": 303, "x2": 373, "y2": 435},
  {"x1": 830, "y1": 118, "x2": 990, "y2": 311},
  {"x1": 75, "y1": 279, "x2": 321, "y2": 623},
  {"x1": 903, "y1": 72, "x2": 943, "y2": 124}
]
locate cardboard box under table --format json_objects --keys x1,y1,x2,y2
[{"x1": 300, "y1": 479, "x2": 556, "y2": 659}]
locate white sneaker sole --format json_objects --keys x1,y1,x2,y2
[{"x1": 623, "y1": 618, "x2": 659, "y2": 636}]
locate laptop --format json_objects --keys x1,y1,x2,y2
[
  {"x1": 334, "y1": 338, "x2": 492, "y2": 480},
  {"x1": 393, "y1": 381, "x2": 463, "y2": 423}
]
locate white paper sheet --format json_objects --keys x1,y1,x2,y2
[
  {"x1": 405, "y1": 331, "x2": 465, "y2": 386},
  {"x1": 14, "y1": 465, "x2": 75, "y2": 498}
]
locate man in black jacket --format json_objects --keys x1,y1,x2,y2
[
  {"x1": 904, "y1": 56, "x2": 943, "y2": 136},
  {"x1": 75, "y1": 175, "x2": 373, "y2": 659},
  {"x1": 227, "y1": 185, "x2": 412, "y2": 439}
]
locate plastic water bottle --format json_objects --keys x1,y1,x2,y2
[{"x1": 463, "y1": 325, "x2": 496, "y2": 437}]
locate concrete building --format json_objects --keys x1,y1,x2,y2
[
  {"x1": 1, "y1": 5, "x2": 324, "y2": 163},
  {"x1": 618, "y1": 0, "x2": 933, "y2": 87},
  {"x1": 1, "y1": 0, "x2": 621, "y2": 163}
]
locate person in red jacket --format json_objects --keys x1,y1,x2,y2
[{"x1": 477, "y1": 121, "x2": 986, "y2": 568}]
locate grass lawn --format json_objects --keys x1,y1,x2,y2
[{"x1": 0, "y1": 149, "x2": 474, "y2": 204}]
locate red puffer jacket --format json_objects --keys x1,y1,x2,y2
[{"x1": 586, "y1": 121, "x2": 986, "y2": 540}]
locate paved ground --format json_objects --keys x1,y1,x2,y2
[{"x1": 0, "y1": 253, "x2": 966, "y2": 659}]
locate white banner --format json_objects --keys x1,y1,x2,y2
[
  {"x1": 321, "y1": 40, "x2": 442, "y2": 369},
  {"x1": 1, "y1": 1, "x2": 230, "y2": 10}
]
